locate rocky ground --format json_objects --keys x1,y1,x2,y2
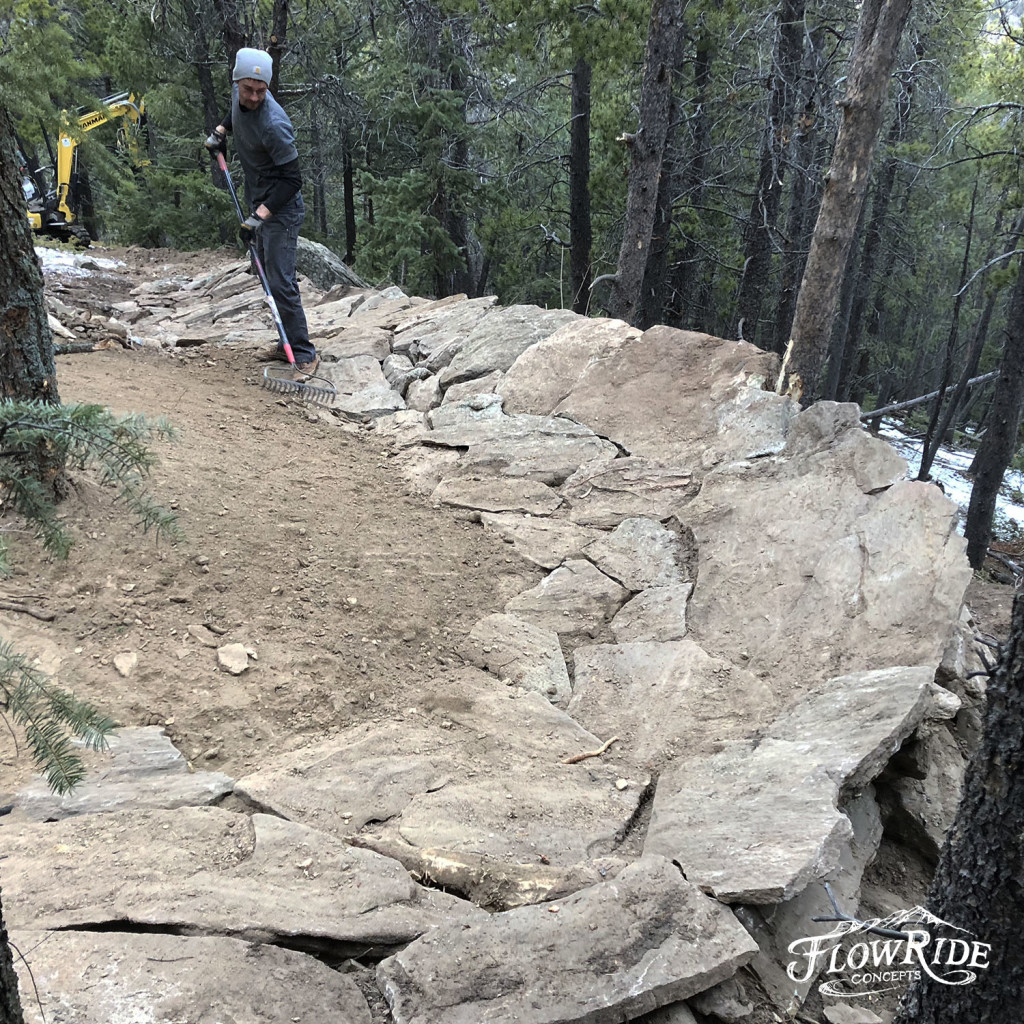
[{"x1": 0, "y1": 242, "x2": 1013, "y2": 1024}]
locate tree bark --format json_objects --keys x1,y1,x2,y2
[
  {"x1": 182, "y1": 3, "x2": 222, "y2": 133},
  {"x1": 0, "y1": 105, "x2": 59, "y2": 404},
  {"x1": 894, "y1": 592, "x2": 1024, "y2": 1023},
  {"x1": 608, "y1": 0, "x2": 687, "y2": 326},
  {"x1": 667, "y1": 36, "x2": 712, "y2": 329},
  {"x1": 268, "y1": 0, "x2": 290, "y2": 100},
  {"x1": 0, "y1": 888, "x2": 25, "y2": 1024},
  {"x1": 733, "y1": 0, "x2": 806, "y2": 346},
  {"x1": 782, "y1": 0, "x2": 913, "y2": 402},
  {"x1": 917, "y1": 184, "x2": 977, "y2": 480},
  {"x1": 569, "y1": 56, "x2": 592, "y2": 314},
  {"x1": 343, "y1": 128, "x2": 356, "y2": 264},
  {"x1": 830, "y1": 81, "x2": 913, "y2": 401},
  {"x1": 964, "y1": 250, "x2": 1024, "y2": 568},
  {"x1": 211, "y1": 0, "x2": 247, "y2": 73}
]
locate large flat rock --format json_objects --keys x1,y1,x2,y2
[
  {"x1": 609, "y1": 585, "x2": 693, "y2": 642},
  {"x1": 582, "y1": 517, "x2": 696, "y2": 591},
  {"x1": 479, "y1": 512, "x2": 605, "y2": 569},
  {"x1": 497, "y1": 317, "x2": 640, "y2": 415},
  {"x1": 236, "y1": 668, "x2": 647, "y2": 866},
  {"x1": 13, "y1": 725, "x2": 233, "y2": 820},
  {"x1": 735, "y1": 788, "x2": 884, "y2": 1013},
  {"x1": 12, "y1": 930, "x2": 371, "y2": 1024},
  {"x1": 458, "y1": 429, "x2": 618, "y2": 486},
  {"x1": 439, "y1": 305, "x2": 581, "y2": 388},
  {"x1": 423, "y1": 400, "x2": 618, "y2": 484},
  {"x1": 376, "y1": 855, "x2": 758, "y2": 1024},
  {"x1": 563, "y1": 457, "x2": 701, "y2": 527},
  {"x1": 684, "y1": 404, "x2": 971, "y2": 689},
  {"x1": 392, "y1": 295, "x2": 498, "y2": 362},
  {"x1": 554, "y1": 326, "x2": 786, "y2": 463},
  {"x1": 432, "y1": 475, "x2": 563, "y2": 514},
  {"x1": 568, "y1": 640, "x2": 774, "y2": 767},
  {"x1": 504, "y1": 559, "x2": 630, "y2": 636},
  {"x1": 2, "y1": 807, "x2": 476, "y2": 955},
  {"x1": 461, "y1": 612, "x2": 572, "y2": 704},
  {"x1": 644, "y1": 666, "x2": 941, "y2": 903}
]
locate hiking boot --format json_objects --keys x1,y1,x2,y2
[
  {"x1": 293, "y1": 355, "x2": 321, "y2": 380},
  {"x1": 255, "y1": 344, "x2": 288, "y2": 362}
]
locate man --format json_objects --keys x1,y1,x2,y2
[{"x1": 205, "y1": 47, "x2": 319, "y2": 378}]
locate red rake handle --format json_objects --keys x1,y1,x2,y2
[{"x1": 215, "y1": 151, "x2": 295, "y2": 365}]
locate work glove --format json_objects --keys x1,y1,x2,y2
[
  {"x1": 204, "y1": 129, "x2": 226, "y2": 155},
  {"x1": 239, "y1": 214, "x2": 264, "y2": 243}
]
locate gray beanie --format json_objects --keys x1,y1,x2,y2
[{"x1": 233, "y1": 47, "x2": 272, "y2": 85}]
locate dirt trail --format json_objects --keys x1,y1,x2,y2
[{"x1": 1, "y1": 267, "x2": 542, "y2": 794}]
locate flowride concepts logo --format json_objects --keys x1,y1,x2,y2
[{"x1": 787, "y1": 889, "x2": 991, "y2": 998}]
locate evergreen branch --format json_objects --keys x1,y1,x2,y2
[{"x1": 0, "y1": 640, "x2": 114, "y2": 796}]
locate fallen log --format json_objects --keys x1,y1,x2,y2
[
  {"x1": 347, "y1": 835, "x2": 625, "y2": 911},
  {"x1": 861, "y1": 370, "x2": 999, "y2": 422}
]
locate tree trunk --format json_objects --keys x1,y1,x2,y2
[
  {"x1": 569, "y1": 56, "x2": 592, "y2": 314},
  {"x1": 211, "y1": 0, "x2": 247, "y2": 73},
  {"x1": 782, "y1": 0, "x2": 913, "y2": 402},
  {"x1": 964, "y1": 251, "x2": 1024, "y2": 568},
  {"x1": 831, "y1": 85, "x2": 913, "y2": 401},
  {"x1": 894, "y1": 591, "x2": 1024, "y2": 1024},
  {"x1": 183, "y1": 3, "x2": 222, "y2": 134},
  {"x1": 733, "y1": 0, "x2": 806, "y2": 346},
  {"x1": 825, "y1": 197, "x2": 868, "y2": 397},
  {"x1": 637, "y1": 53, "x2": 687, "y2": 331},
  {"x1": 930, "y1": 208, "x2": 1016, "y2": 446},
  {"x1": 667, "y1": 36, "x2": 712, "y2": 329},
  {"x1": 608, "y1": 0, "x2": 687, "y2": 326},
  {"x1": 343, "y1": 128, "x2": 357, "y2": 264},
  {"x1": 268, "y1": 0, "x2": 289, "y2": 99},
  {"x1": 0, "y1": 888, "x2": 25, "y2": 1024},
  {"x1": 917, "y1": 184, "x2": 977, "y2": 480},
  {"x1": 0, "y1": 105, "x2": 59, "y2": 404},
  {"x1": 772, "y1": 25, "x2": 828, "y2": 355}
]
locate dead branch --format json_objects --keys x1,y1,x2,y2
[
  {"x1": 0, "y1": 600, "x2": 55, "y2": 621},
  {"x1": 562, "y1": 736, "x2": 619, "y2": 764},
  {"x1": 861, "y1": 371, "x2": 998, "y2": 421}
]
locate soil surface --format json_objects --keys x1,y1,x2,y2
[{"x1": 1, "y1": 246, "x2": 542, "y2": 800}]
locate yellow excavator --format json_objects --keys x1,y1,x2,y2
[{"x1": 22, "y1": 92, "x2": 146, "y2": 245}]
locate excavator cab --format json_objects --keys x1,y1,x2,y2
[{"x1": 26, "y1": 91, "x2": 146, "y2": 246}]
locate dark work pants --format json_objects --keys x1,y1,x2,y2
[{"x1": 254, "y1": 195, "x2": 315, "y2": 364}]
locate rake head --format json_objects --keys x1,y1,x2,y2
[{"x1": 262, "y1": 365, "x2": 338, "y2": 406}]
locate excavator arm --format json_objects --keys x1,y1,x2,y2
[{"x1": 31, "y1": 91, "x2": 146, "y2": 242}]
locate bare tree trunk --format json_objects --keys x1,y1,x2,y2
[
  {"x1": 638, "y1": 52, "x2": 688, "y2": 331},
  {"x1": 343, "y1": 128, "x2": 356, "y2": 264},
  {"x1": 668, "y1": 36, "x2": 712, "y2": 329},
  {"x1": 211, "y1": 0, "x2": 247, "y2": 72},
  {"x1": 267, "y1": 0, "x2": 289, "y2": 99},
  {"x1": 964, "y1": 250, "x2": 1024, "y2": 568},
  {"x1": 782, "y1": 0, "x2": 913, "y2": 402},
  {"x1": 831, "y1": 82, "x2": 913, "y2": 401},
  {"x1": 917, "y1": 184, "x2": 977, "y2": 480},
  {"x1": 569, "y1": 56, "x2": 592, "y2": 313},
  {"x1": 772, "y1": 25, "x2": 828, "y2": 355},
  {"x1": 608, "y1": 0, "x2": 687, "y2": 325},
  {"x1": 930, "y1": 207, "x2": 1016, "y2": 446},
  {"x1": 183, "y1": 4, "x2": 222, "y2": 133},
  {"x1": 0, "y1": 888, "x2": 25, "y2": 1024},
  {"x1": 733, "y1": 0, "x2": 806, "y2": 346},
  {"x1": 894, "y1": 592, "x2": 1024, "y2": 1024},
  {"x1": 0, "y1": 105, "x2": 59, "y2": 404}
]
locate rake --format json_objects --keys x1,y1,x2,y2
[{"x1": 214, "y1": 151, "x2": 336, "y2": 406}]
